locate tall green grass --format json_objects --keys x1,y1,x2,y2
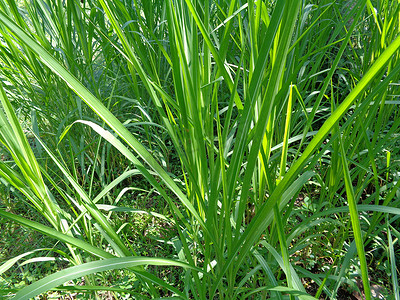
[{"x1": 0, "y1": 0, "x2": 399, "y2": 299}]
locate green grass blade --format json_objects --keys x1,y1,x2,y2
[
  {"x1": 387, "y1": 222, "x2": 399, "y2": 300},
  {"x1": 267, "y1": 286, "x2": 318, "y2": 300},
  {"x1": 0, "y1": 209, "x2": 113, "y2": 259},
  {"x1": 339, "y1": 138, "x2": 371, "y2": 299},
  {"x1": 13, "y1": 257, "x2": 201, "y2": 300},
  {"x1": 0, "y1": 250, "x2": 38, "y2": 276},
  {"x1": 278, "y1": 84, "x2": 294, "y2": 182}
]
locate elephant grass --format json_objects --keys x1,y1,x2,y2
[{"x1": 0, "y1": 0, "x2": 399, "y2": 299}]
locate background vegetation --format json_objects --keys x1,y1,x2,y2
[{"x1": 0, "y1": 0, "x2": 399, "y2": 299}]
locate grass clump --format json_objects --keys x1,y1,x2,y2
[{"x1": 0, "y1": 0, "x2": 399, "y2": 299}]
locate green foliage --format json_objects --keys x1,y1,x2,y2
[{"x1": 0, "y1": 0, "x2": 399, "y2": 299}]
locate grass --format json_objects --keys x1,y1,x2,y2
[{"x1": 0, "y1": 0, "x2": 399, "y2": 299}]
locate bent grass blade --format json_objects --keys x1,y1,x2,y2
[{"x1": 13, "y1": 257, "x2": 206, "y2": 300}]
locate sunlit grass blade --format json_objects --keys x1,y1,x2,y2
[
  {"x1": 278, "y1": 84, "x2": 294, "y2": 182},
  {"x1": 13, "y1": 256, "x2": 204, "y2": 300},
  {"x1": 0, "y1": 250, "x2": 40, "y2": 276}
]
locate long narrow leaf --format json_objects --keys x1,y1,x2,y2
[{"x1": 13, "y1": 257, "x2": 203, "y2": 300}]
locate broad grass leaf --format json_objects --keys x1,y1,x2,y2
[{"x1": 13, "y1": 257, "x2": 201, "y2": 300}]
